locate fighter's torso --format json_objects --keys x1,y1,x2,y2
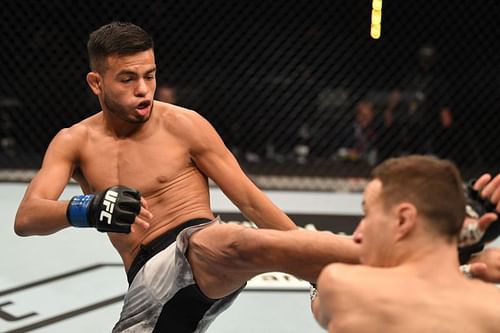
[
  {"x1": 72, "y1": 103, "x2": 214, "y2": 268},
  {"x1": 328, "y1": 268, "x2": 500, "y2": 333}
]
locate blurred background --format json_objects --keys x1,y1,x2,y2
[{"x1": 0, "y1": 0, "x2": 499, "y2": 186}]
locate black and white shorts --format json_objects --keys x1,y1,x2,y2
[{"x1": 113, "y1": 217, "x2": 243, "y2": 333}]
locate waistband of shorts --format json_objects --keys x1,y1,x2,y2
[{"x1": 127, "y1": 218, "x2": 212, "y2": 285}]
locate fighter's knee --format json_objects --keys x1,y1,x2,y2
[
  {"x1": 222, "y1": 227, "x2": 252, "y2": 261},
  {"x1": 190, "y1": 224, "x2": 270, "y2": 267},
  {"x1": 223, "y1": 227, "x2": 273, "y2": 266}
]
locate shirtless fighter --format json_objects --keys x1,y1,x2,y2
[
  {"x1": 14, "y1": 22, "x2": 358, "y2": 332},
  {"x1": 311, "y1": 156, "x2": 500, "y2": 333}
]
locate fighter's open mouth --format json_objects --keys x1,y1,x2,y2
[{"x1": 137, "y1": 101, "x2": 151, "y2": 109}]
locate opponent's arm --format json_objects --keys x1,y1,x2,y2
[
  {"x1": 311, "y1": 296, "x2": 329, "y2": 330},
  {"x1": 311, "y1": 264, "x2": 344, "y2": 330},
  {"x1": 458, "y1": 173, "x2": 500, "y2": 264},
  {"x1": 457, "y1": 173, "x2": 500, "y2": 281},
  {"x1": 311, "y1": 287, "x2": 328, "y2": 329},
  {"x1": 469, "y1": 247, "x2": 500, "y2": 283},
  {"x1": 185, "y1": 111, "x2": 296, "y2": 230}
]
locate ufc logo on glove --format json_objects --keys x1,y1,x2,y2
[
  {"x1": 67, "y1": 186, "x2": 142, "y2": 233},
  {"x1": 100, "y1": 190, "x2": 118, "y2": 224}
]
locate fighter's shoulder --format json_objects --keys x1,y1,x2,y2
[
  {"x1": 322, "y1": 264, "x2": 390, "y2": 289},
  {"x1": 323, "y1": 262, "x2": 378, "y2": 275},
  {"x1": 464, "y1": 281, "x2": 500, "y2": 324},
  {"x1": 320, "y1": 263, "x2": 372, "y2": 285},
  {"x1": 51, "y1": 117, "x2": 94, "y2": 147},
  {"x1": 156, "y1": 101, "x2": 208, "y2": 131},
  {"x1": 469, "y1": 279, "x2": 500, "y2": 300}
]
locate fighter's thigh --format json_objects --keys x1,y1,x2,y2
[
  {"x1": 186, "y1": 223, "x2": 267, "y2": 298},
  {"x1": 187, "y1": 222, "x2": 252, "y2": 269}
]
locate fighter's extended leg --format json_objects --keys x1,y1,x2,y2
[{"x1": 187, "y1": 223, "x2": 359, "y2": 299}]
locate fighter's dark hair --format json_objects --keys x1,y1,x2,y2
[{"x1": 87, "y1": 22, "x2": 153, "y2": 72}]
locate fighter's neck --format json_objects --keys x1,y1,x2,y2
[
  {"x1": 395, "y1": 241, "x2": 461, "y2": 279},
  {"x1": 101, "y1": 112, "x2": 149, "y2": 138}
]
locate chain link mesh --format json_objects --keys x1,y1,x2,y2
[{"x1": 1, "y1": 1, "x2": 499, "y2": 187}]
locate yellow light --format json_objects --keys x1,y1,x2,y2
[
  {"x1": 371, "y1": 9, "x2": 382, "y2": 24},
  {"x1": 370, "y1": 24, "x2": 381, "y2": 39},
  {"x1": 370, "y1": 0, "x2": 382, "y2": 39},
  {"x1": 372, "y1": 0, "x2": 382, "y2": 11}
]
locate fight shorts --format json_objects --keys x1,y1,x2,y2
[{"x1": 112, "y1": 217, "x2": 244, "y2": 333}]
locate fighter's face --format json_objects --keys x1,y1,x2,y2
[
  {"x1": 353, "y1": 179, "x2": 395, "y2": 266},
  {"x1": 99, "y1": 49, "x2": 156, "y2": 123}
]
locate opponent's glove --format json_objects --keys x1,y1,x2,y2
[
  {"x1": 458, "y1": 180, "x2": 500, "y2": 264},
  {"x1": 66, "y1": 185, "x2": 141, "y2": 233}
]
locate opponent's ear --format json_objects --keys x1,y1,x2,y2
[
  {"x1": 394, "y1": 203, "x2": 417, "y2": 241},
  {"x1": 86, "y1": 72, "x2": 102, "y2": 95}
]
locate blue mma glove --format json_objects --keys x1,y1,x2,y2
[
  {"x1": 458, "y1": 180, "x2": 500, "y2": 264},
  {"x1": 66, "y1": 185, "x2": 141, "y2": 233}
]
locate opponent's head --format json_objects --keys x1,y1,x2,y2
[
  {"x1": 353, "y1": 155, "x2": 465, "y2": 266},
  {"x1": 86, "y1": 22, "x2": 156, "y2": 124}
]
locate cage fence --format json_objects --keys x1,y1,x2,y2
[{"x1": 1, "y1": 0, "x2": 499, "y2": 190}]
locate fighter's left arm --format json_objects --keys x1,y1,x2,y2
[{"x1": 185, "y1": 110, "x2": 297, "y2": 231}]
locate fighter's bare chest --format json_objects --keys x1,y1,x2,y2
[{"x1": 78, "y1": 136, "x2": 192, "y2": 193}]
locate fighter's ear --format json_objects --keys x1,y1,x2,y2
[
  {"x1": 394, "y1": 202, "x2": 417, "y2": 241},
  {"x1": 86, "y1": 72, "x2": 102, "y2": 95}
]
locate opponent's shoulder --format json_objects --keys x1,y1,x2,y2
[
  {"x1": 316, "y1": 264, "x2": 377, "y2": 307},
  {"x1": 469, "y1": 279, "x2": 500, "y2": 301},
  {"x1": 322, "y1": 262, "x2": 380, "y2": 279},
  {"x1": 464, "y1": 281, "x2": 500, "y2": 328},
  {"x1": 320, "y1": 264, "x2": 391, "y2": 293},
  {"x1": 319, "y1": 263, "x2": 368, "y2": 286}
]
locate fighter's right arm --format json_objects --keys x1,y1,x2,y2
[{"x1": 14, "y1": 127, "x2": 81, "y2": 236}]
